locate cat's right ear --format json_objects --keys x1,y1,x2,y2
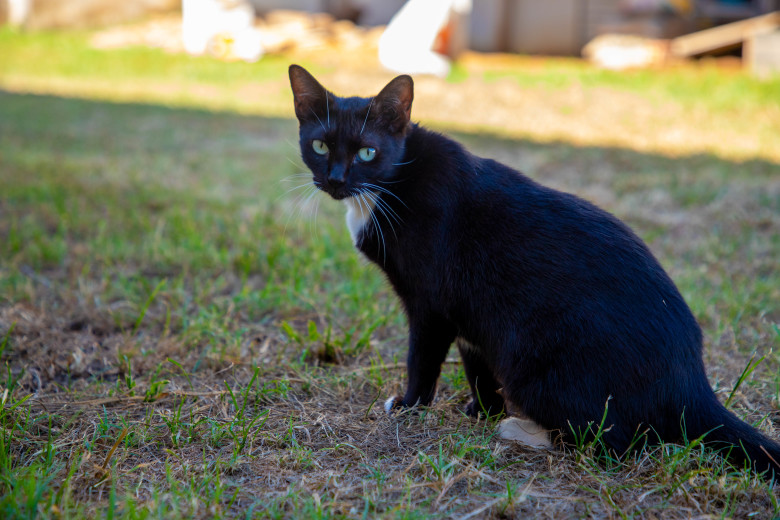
[{"x1": 289, "y1": 64, "x2": 330, "y2": 123}]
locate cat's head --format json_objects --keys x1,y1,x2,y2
[{"x1": 289, "y1": 64, "x2": 413, "y2": 200}]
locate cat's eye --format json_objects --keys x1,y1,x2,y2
[
  {"x1": 312, "y1": 139, "x2": 329, "y2": 155},
  {"x1": 358, "y1": 147, "x2": 377, "y2": 162}
]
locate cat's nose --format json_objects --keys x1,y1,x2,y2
[
  {"x1": 327, "y1": 165, "x2": 347, "y2": 188},
  {"x1": 328, "y1": 175, "x2": 346, "y2": 188}
]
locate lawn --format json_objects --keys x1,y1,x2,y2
[{"x1": 1, "y1": 26, "x2": 780, "y2": 518}]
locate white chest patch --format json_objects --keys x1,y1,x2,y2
[{"x1": 343, "y1": 195, "x2": 376, "y2": 245}]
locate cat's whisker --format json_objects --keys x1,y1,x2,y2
[
  {"x1": 311, "y1": 108, "x2": 326, "y2": 132},
  {"x1": 348, "y1": 189, "x2": 367, "y2": 249},
  {"x1": 282, "y1": 183, "x2": 319, "y2": 236},
  {"x1": 301, "y1": 184, "x2": 319, "y2": 209},
  {"x1": 363, "y1": 188, "x2": 402, "y2": 226},
  {"x1": 299, "y1": 186, "x2": 321, "y2": 237},
  {"x1": 360, "y1": 97, "x2": 374, "y2": 136},
  {"x1": 360, "y1": 191, "x2": 387, "y2": 265},
  {"x1": 368, "y1": 189, "x2": 401, "y2": 218},
  {"x1": 286, "y1": 156, "x2": 307, "y2": 168},
  {"x1": 352, "y1": 189, "x2": 378, "y2": 261},
  {"x1": 391, "y1": 158, "x2": 416, "y2": 166},
  {"x1": 326, "y1": 91, "x2": 330, "y2": 128},
  {"x1": 365, "y1": 191, "x2": 399, "y2": 240},
  {"x1": 277, "y1": 181, "x2": 317, "y2": 202},
  {"x1": 377, "y1": 198, "x2": 402, "y2": 228},
  {"x1": 289, "y1": 185, "x2": 315, "y2": 220},
  {"x1": 362, "y1": 183, "x2": 409, "y2": 210},
  {"x1": 311, "y1": 195, "x2": 322, "y2": 240},
  {"x1": 280, "y1": 172, "x2": 314, "y2": 183}
]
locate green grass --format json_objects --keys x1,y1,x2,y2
[
  {"x1": 1, "y1": 27, "x2": 779, "y2": 519},
  {"x1": 0, "y1": 27, "x2": 294, "y2": 84},
  {"x1": 482, "y1": 59, "x2": 780, "y2": 112}
]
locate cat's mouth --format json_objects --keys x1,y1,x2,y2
[{"x1": 318, "y1": 185, "x2": 351, "y2": 201}]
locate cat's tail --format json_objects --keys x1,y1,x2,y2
[{"x1": 689, "y1": 392, "x2": 780, "y2": 479}]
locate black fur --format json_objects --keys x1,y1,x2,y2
[{"x1": 288, "y1": 64, "x2": 780, "y2": 476}]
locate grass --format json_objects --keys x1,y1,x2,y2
[
  {"x1": 1, "y1": 26, "x2": 779, "y2": 518},
  {"x1": 479, "y1": 57, "x2": 780, "y2": 112}
]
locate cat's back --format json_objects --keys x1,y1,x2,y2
[
  {"x1": 456, "y1": 152, "x2": 692, "y2": 315},
  {"x1": 405, "y1": 128, "x2": 677, "y2": 296},
  {"x1": 463, "y1": 155, "x2": 633, "y2": 249}
]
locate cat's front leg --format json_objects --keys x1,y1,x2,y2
[
  {"x1": 385, "y1": 312, "x2": 457, "y2": 413},
  {"x1": 457, "y1": 339, "x2": 505, "y2": 418}
]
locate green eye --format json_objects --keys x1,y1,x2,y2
[
  {"x1": 312, "y1": 139, "x2": 329, "y2": 155},
  {"x1": 358, "y1": 147, "x2": 376, "y2": 162}
]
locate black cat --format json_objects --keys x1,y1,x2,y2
[{"x1": 288, "y1": 64, "x2": 780, "y2": 476}]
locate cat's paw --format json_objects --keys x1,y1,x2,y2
[
  {"x1": 385, "y1": 396, "x2": 431, "y2": 414},
  {"x1": 464, "y1": 399, "x2": 505, "y2": 418},
  {"x1": 463, "y1": 400, "x2": 481, "y2": 417},
  {"x1": 384, "y1": 395, "x2": 404, "y2": 414}
]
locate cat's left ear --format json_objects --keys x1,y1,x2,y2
[
  {"x1": 374, "y1": 75, "x2": 414, "y2": 134},
  {"x1": 289, "y1": 64, "x2": 331, "y2": 123}
]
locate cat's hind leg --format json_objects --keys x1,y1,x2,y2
[{"x1": 457, "y1": 339, "x2": 506, "y2": 417}]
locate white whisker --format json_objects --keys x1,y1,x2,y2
[
  {"x1": 286, "y1": 156, "x2": 307, "y2": 169},
  {"x1": 391, "y1": 158, "x2": 416, "y2": 166},
  {"x1": 348, "y1": 189, "x2": 367, "y2": 248},
  {"x1": 311, "y1": 195, "x2": 322, "y2": 240},
  {"x1": 299, "y1": 186, "x2": 320, "y2": 235},
  {"x1": 359, "y1": 191, "x2": 386, "y2": 265},
  {"x1": 365, "y1": 191, "x2": 398, "y2": 240},
  {"x1": 363, "y1": 188, "x2": 402, "y2": 226},
  {"x1": 325, "y1": 91, "x2": 330, "y2": 128},
  {"x1": 360, "y1": 97, "x2": 374, "y2": 136},
  {"x1": 283, "y1": 183, "x2": 320, "y2": 236},
  {"x1": 361, "y1": 183, "x2": 409, "y2": 210},
  {"x1": 375, "y1": 197, "x2": 402, "y2": 227},
  {"x1": 278, "y1": 181, "x2": 316, "y2": 199},
  {"x1": 280, "y1": 172, "x2": 313, "y2": 182},
  {"x1": 311, "y1": 108, "x2": 326, "y2": 132},
  {"x1": 293, "y1": 185, "x2": 317, "y2": 218}
]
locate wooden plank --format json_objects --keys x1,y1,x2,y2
[
  {"x1": 747, "y1": 29, "x2": 780, "y2": 77},
  {"x1": 670, "y1": 11, "x2": 780, "y2": 57}
]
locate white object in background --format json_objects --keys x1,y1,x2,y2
[
  {"x1": 378, "y1": 0, "x2": 472, "y2": 77},
  {"x1": 6, "y1": 0, "x2": 31, "y2": 26},
  {"x1": 182, "y1": 0, "x2": 263, "y2": 61},
  {"x1": 231, "y1": 27, "x2": 264, "y2": 62}
]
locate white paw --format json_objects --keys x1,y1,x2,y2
[
  {"x1": 384, "y1": 396, "x2": 398, "y2": 413},
  {"x1": 498, "y1": 417, "x2": 553, "y2": 449}
]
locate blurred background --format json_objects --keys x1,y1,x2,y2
[
  {"x1": 1, "y1": 2, "x2": 780, "y2": 517},
  {"x1": 2, "y1": 0, "x2": 779, "y2": 73},
  {"x1": 2, "y1": 0, "x2": 779, "y2": 160}
]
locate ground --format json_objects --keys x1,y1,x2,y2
[{"x1": 1, "y1": 25, "x2": 779, "y2": 519}]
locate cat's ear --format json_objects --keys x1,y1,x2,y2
[
  {"x1": 289, "y1": 64, "x2": 331, "y2": 123},
  {"x1": 374, "y1": 75, "x2": 414, "y2": 134}
]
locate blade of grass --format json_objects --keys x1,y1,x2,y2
[{"x1": 132, "y1": 279, "x2": 167, "y2": 336}]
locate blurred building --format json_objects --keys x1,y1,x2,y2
[
  {"x1": 246, "y1": 0, "x2": 780, "y2": 55},
  {"x1": 1, "y1": 0, "x2": 778, "y2": 64}
]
